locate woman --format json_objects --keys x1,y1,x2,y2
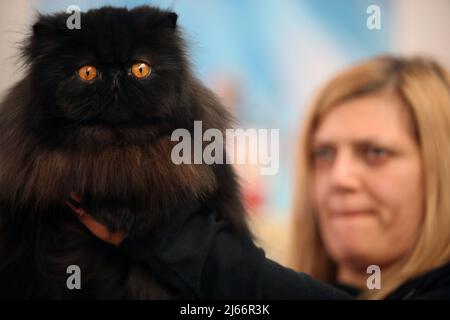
[
  {"x1": 289, "y1": 55, "x2": 450, "y2": 299},
  {"x1": 70, "y1": 56, "x2": 450, "y2": 299}
]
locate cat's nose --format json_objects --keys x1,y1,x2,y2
[
  {"x1": 110, "y1": 71, "x2": 121, "y2": 88},
  {"x1": 111, "y1": 70, "x2": 121, "y2": 79}
]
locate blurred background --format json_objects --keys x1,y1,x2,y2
[{"x1": 1, "y1": 0, "x2": 449, "y2": 264}]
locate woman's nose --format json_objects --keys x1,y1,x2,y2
[{"x1": 329, "y1": 149, "x2": 361, "y2": 191}]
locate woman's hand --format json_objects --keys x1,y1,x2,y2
[{"x1": 65, "y1": 192, "x2": 126, "y2": 246}]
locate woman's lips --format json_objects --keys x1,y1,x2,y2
[{"x1": 330, "y1": 209, "x2": 374, "y2": 218}]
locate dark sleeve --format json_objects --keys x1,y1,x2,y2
[{"x1": 118, "y1": 204, "x2": 352, "y2": 300}]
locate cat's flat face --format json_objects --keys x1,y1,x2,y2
[{"x1": 25, "y1": 6, "x2": 188, "y2": 134}]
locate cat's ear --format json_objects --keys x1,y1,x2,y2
[
  {"x1": 166, "y1": 12, "x2": 178, "y2": 29},
  {"x1": 24, "y1": 16, "x2": 65, "y2": 61},
  {"x1": 32, "y1": 21, "x2": 53, "y2": 37},
  {"x1": 31, "y1": 16, "x2": 63, "y2": 38},
  {"x1": 152, "y1": 11, "x2": 177, "y2": 30}
]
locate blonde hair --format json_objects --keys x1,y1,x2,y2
[{"x1": 289, "y1": 56, "x2": 450, "y2": 299}]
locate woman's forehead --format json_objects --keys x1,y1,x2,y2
[{"x1": 312, "y1": 94, "x2": 416, "y2": 145}]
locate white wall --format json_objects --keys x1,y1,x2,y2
[
  {"x1": 0, "y1": 0, "x2": 35, "y2": 97},
  {"x1": 393, "y1": 0, "x2": 450, "y2": 69}
]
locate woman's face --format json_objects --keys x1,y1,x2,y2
[{"x1": 312, "y1": 93, "x2": 424, "y2": 270}]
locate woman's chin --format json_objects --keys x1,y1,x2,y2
[{"x1": 324, "y1": 220, "x2": 383, "y2": 264}]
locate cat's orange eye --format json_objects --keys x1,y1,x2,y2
[
  {"x1": 131, "y1": 62, "x2": 151, "y2": 79},
  {"x1": 77, "y1": 65, "x2": 97, "y2": 81}
]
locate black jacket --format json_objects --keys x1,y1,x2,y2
[
  {"x1": 337, "y1": 261, "x2": 450, "y2": 300},
  {"x1": 386, "y1": 262, "x2": 450, "y2": 299},
  {"x1": 119, "y1": 203, "x2": 449, "y2": 300},
  {"x1": 335, "y1": 258, "x2": 450, "y2": 300}
]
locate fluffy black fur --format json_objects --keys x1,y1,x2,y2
[{"x1": 0, "y1": 6, "x2": 248, "y2": 299}]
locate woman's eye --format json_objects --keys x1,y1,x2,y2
[
  {"x1": 131, "y1": 62, "x2": 151, "y2": 79},
  {"x1": 365, "y1": 146, "x2": 389, "y2": 163},
  {"x1": 312, "y1": 147, "x2": 335, "y2": 164},
  {"x1": 77, "y1": 65, "x2": 97, "y2": 81}
]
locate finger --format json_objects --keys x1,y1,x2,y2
[
  {"x1": 70, "y1": 192, "x2": 81, "y2": 203},
  {"x1": 108, "y1": 230, "x2": 126, "y2": 246},
  {"x1": 65, "y1": 200, "x2": 111, "y2": 240},
  {"x1": 64, "y1": 196, "x2": 126, "y2": 245},
  {"x1": 64, "y1": 199, "x2": 85, "y2": 217},
  {"x1": 77, "y1": 211, "x2": 125, "y2": 245},
  {"x1": 78, "y1": 212, "x2": 114, "y2": 242}
]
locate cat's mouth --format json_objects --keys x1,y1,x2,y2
[
  {"x1": 75, "y1": 120, "x2": 164, "y2": 149},
  {"x1": 100, "y1": 108, "x2": 141, "y2": 125}
]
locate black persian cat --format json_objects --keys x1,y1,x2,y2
[{"x1": 0, "y1": 6, "x2": 248, "y2": 299}]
